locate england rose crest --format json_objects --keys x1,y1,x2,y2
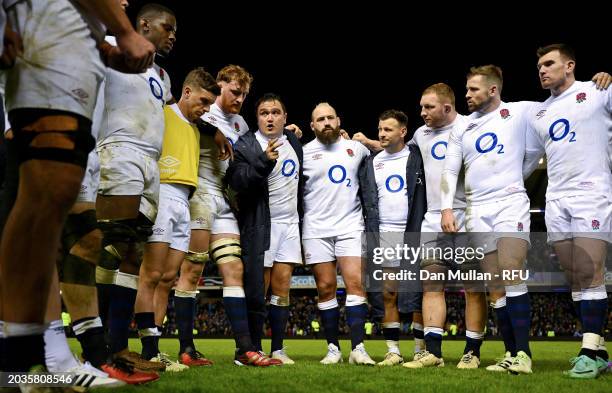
[
  {"x1": 347, "y1": 148, "x2": 354, "y2": 157},
  {"x1": 576, "y1": 92, "x2": 586, "y2": 103},
  {"x1": 500, "y1": 108, "x2": 510, "y2": 119},
  {"x1": 517, "y1": 222, "x2": 524, "y2": 232},
  {"x1": 592, "y1": 219, "x2": 600, "y2": 231}
]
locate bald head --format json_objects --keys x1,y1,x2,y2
[
  {"x1": 310, "y1": 102, "x2": 341, "y2": 144},
  {"x1": 311, "y1": 102, "x2": 337, "y2": 121}
]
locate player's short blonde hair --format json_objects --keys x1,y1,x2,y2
[
  {"x1": 217, "y1": 65, "x2": 253, "y2": 88},
  {"x1": 467, "y1": 65, "x2": 503, "y2": 93},
  {"x1": 183, "y1": 67, "x2": 220, "y2": 95},
  {"x1": 422, "y1": 83, "x2": 455, "y2": 107}
]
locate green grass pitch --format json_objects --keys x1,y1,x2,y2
[{"x1": 69, "y1": 339, "x2": 610, "y2": 393}]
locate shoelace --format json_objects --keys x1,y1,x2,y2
[
  {"x1": 461, "y1": 352, "x2": 474, "y2": 363},
  {"x1": 156, "y1": 353, "x2": 173, "y2": 366},
  {"x1": 110, "y1": 357, "x2": 136, "y2": 374},
  {"x1": 414, "y1": 351, "x2": 429, "y2": 360}
]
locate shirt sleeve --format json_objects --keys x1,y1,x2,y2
[{"x1": 440, "y1": 126, "x2": 463, "y2": 210}]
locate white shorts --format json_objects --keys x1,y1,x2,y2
[
  {"x1": 546, "y1": 194, "x2": 611, "y2": 243},
  {"x1": 420, "y1": 209, "x2": 466, "y2": 248},
  {"x1": 303, "y1": 231, "x2": 362, "y2": 265},
  {"x1": 4, "y1": 0, "x2": 104, "y2": 119},
  {"x1": 189, "y1": 191, "x2": 239, "y2": 235},
  {"x1": 97, "y1": 143, "x2": 160, "y2": 223},
  {"x1": 77, "y1": 150, "x2": 100, "y2": 203},
  {"x1": 465, "y1": 193, "x2": 531, "y2": 253},
  {"x1": 148, "y1": 184, "x2": 191, "y2": 252},
  {"x1": 264, "y1": 222, "x2": 302, "y2": 268}
]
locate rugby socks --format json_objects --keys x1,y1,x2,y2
[
  {"x1": 464, "y1": 330, "x2": 484, "y2": 358},
  {"x1": 174, "y1": 289, "x2": 198, "y2": 354},
  {"x1": 135, "y1": 312, "x2": 159, "y2": 360},
  {"x1": 424, "y1": 327, "x2": 443, "y2": 358},
  {"x1": 579, "y1": 286, "x2": 607, "y2": 360},
  {"x1": 383, "y1": 322, "x2": 401, "y2": 355},
  {"x1": 318, "y1": 298, "x2": 340, "y2": 349},
  {"x1": 413, "y1": 322, "x2": 425, "y2": 353},
  {"x1": 1, "y1": 322, "x2": 46, "y2": 371},
  {"x1": 345, "y1": 295, "x2": 368, "y2": 350},
  {"x1": 108, "y1": 273, "x2": 138, "y2": 354},
  {"x1": 223, "y1": 286, "x2": 254, "y2": 354},
  {"x1": 44, "y1": 320, "x2": 79, "y2": 372},
  {"x1": 492, "y1": 297, "x2": 516, "y2": 356},
  {"x1": 505, "y1": 284, "x2": 531, "y2": 357},
  {"x1": 73, "y1": 316, "x2": 109, "y2": 368},
  {"x1": 269, "y1": 295, "x2": 290, "y2": 353}
]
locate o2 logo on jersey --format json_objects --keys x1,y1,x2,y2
[
  {"x1": 281, "y1": 159, "x2": 297, "y2": 178},
  {"x1": 149, "y1": 77, "x2": 164, "y2": 103},
  {"x1": 431, "y1": 141, "x2": 448, "y2": 160},
  {"x1": 475, "y1": 132, "x2": 504, "y2": 154},
  {"x1": 328, "y1": 164, "x2": 351, "y2": 187},
  {"x1": 385, "y1": 174, "x2": 405, "y2": 193},
  {"x1": 548, "y1": 118, "x2": 576, "y2": 142}
]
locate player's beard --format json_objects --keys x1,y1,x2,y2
[{"x1": 316, "y1": 125, "x2": 341, "y2": 145}]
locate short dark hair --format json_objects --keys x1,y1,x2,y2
[
  {"x1": 379, "y1": 109, "x2": 408, "y2": 127},
  {"x1": 136, "y1": 3, "x2": 175, "y2": 21},
  {"x1": 537, "y1": 43, "x2": 576, "y2": 61},
  {"x1": 255, "y1": 93, "x2": 286, "y2": 115},
  {"x1": 467, "y1": 65, "x2": 503, "y2": 93},
  {"x1": 183, "y1": 67, "x2": 220, "y2": 95}
]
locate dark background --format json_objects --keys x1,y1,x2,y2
[
  {"x1": 125, "y1": 1, "x2": 610, "y2": 212},
  {"x1": 125, "y1": 2, "x2": 610, "y2": 138}
]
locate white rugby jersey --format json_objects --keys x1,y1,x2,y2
[
  {"x1": 410, "y1": 114, "x2": 467, "y2": 212},
  {"x1": 302, "y1": 136, "x2": 370, "y2": 239},
  {"x1": 441, "y1": 101, "x2": 534, "y2": 208},
  {"x1": 96, "y1": 36, "x2": 172, "y2": 159},
  {"x1": 198, "y1": 103, "x2": 249, "y2": 196},
  {"x1": 373, "y1": 145, "x2": 410, "y2": 232},
  {"x1": 526, "y1": 81, "x2": 612, "y2": 201},
  {"x1": 255, "y1": 131, "x2": 300, "y2": 224}
]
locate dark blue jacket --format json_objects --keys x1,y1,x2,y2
[
  {"x1": 225, "y1": 130, "x2": 304, "y2": 317},
  {"x1": 358, "y1": 144, "x2": 426, "y2": 318}
]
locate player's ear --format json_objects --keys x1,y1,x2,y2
[
  {"x1": 310, "y1": 121, "x2": 315, "y2": 131},
  {"x1": 444, "y1": 104, "x2": 451, "y2": 113},
  {"x1": 337, "y1": 117, "x2": 341, "y2": 127},
  {"x1": 566, "y1": 60, "x2": 575, "y2": 74},
  {"x1": 183, "y1": 85, "x2": 191, "y2": 98},
  {"x1": 139, "y1": 18, "x2": 150, "y2": 33},
  {"x1": 400, "y1": 127, "x2": 407, "y2": 137}
]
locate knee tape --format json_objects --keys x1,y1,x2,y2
[
  {"x1": 58, "y1": 253, "x2": 96, "y2": 286},
  {"x1": 98, "y1": 244, "x2": 122, "y2": 271},
  {"x1": 98, "y1": 213, "x2": 153, "y2": 243},
  {"x1": 9, "y1": 109, "x2": 94, "y2": 168},
  {"x1": 270, "y1": 295, "x2": 290, "y2": 307},
  {"x1": 210, "y1": 238, "x2": 241, "y2": 265},
  {"x1": 95, "y1": 265, "x2": 118, "y2": 285},
  {"x1": 186, "y1": 250, "x2": 209, "y2": 264},
  {"x1": 62, "y1": 209, "x2": 98, "y2": 251}
]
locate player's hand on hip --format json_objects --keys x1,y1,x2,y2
[
  {"x1": 113, "y1": 30, "x2": 155, "y2": 73},
  {"x1": 592, "y1": 72, "x2": 612, "y2": 90},
  {"x1": 266, "y1": 138, "x2": 283, "y2": 161},
  {"x1": 286, "y1": 124, "x2": 303, "y2": 139},
  {"x1": 0, "y1": 23, "x2": 23, "y2": 69},
  {"x1": 441, "y1": 209, "x2": 458, "y2": 233}
]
